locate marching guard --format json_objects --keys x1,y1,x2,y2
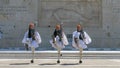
[
  {"x1": 50, "y1": 23, "x2": 69, "y2": 63},
  {"x1": 72, "y1": 24, "x2": 92, "y2": 63},
  {"x1": 22, "y1": 23, "x2": 42, "y2": 63}
]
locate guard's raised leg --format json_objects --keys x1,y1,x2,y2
[{"x1": 25, "y1": 44, "x2": 29, "y2": 51}]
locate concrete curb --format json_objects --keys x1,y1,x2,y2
[{"x1": 0, "y1": 51, "x2": 120, "y2": 59}]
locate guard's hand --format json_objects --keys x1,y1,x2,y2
[
  {"x1": 52, "y1": 40, "x2": 56, "y2": 43},
  {"x1": 32, "y1": 35, "x2": 36, "y2": 40}
]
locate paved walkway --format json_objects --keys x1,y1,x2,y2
[{"x1": 0, "y1": 59, "x2": 120, "y2": 68}]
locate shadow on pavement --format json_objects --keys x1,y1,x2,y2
[
  {"x1": 60, "y1": 63, "x2": 80, "y2": 65},
  {"x1": 39, "y1": 63, "x2": 57, "y2": 65},
  {"x1": 10, "y1": 63, "x2": 30, "y2": 65}
]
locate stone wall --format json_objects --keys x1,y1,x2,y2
[
  {"x1": 0, "y1": 0, "x2": 38, "y2": 48},
  {"x1": 0, "y1": 0, "x2": 120, "y2": 50}
]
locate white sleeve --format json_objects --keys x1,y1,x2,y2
[
  {"x1": 74, "y1": 32, "x2": 79, "y2": 39},
  {"x1": 35, "y1": 32, "x2": 42, "y2": 44},
  {"x1": 84, "y1": 31, "x2": 92, "y2": 44},
  {"x1": 22, "y1": 32, "x2": 28, "y2": 44},
  {"x1": 62, "y1": 32, "x2": 69, "y2": 45}
]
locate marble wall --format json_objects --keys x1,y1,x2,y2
[{"x1": 0, "y1": 0, "x2": 120, "y2": 50}]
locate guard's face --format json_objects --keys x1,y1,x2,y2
[
  {"x1": 29, "y1": 23, "x2": 35, "y2": 29},
  {"x1": 29, "y1": 25, "x2": 34, "y2": 29},
  {"x1": 56, "y1": 25, "x2": 61, "y2": 30},
  {"x1": 77, "y1": 25, "x2": 82, "y2": 31}
]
